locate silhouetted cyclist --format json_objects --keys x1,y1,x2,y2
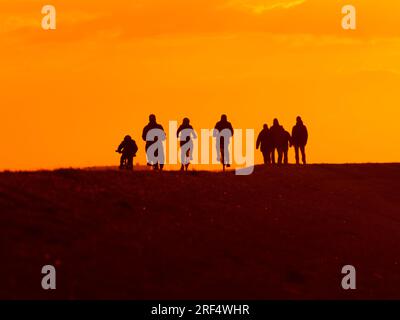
[
  {"x1": 291, "y1": 116, "x2": 308, "y2": 165},
  {"x1": 177, "y1": 117, "x2": 197, "y2": 171},
  {"x1": 213, "y1": 114, "x2": 234, "y2": 171},
  {"x1": 116, "y1": 135, "x2": 138, "y2": 170}
]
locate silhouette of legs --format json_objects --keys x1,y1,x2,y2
[
  {"x1": 262, "y1": 150, "x2": 271, "y2": 164},
  {"x1": 120, "y1": 154, "x2": 133, "y2": 170},
  {"x1": 220, "y1": 147, "x2": 225, "y2": 171},
  {"x1": 219, "y1": 144, "x2": 230, "y2": 171},
  {"x1": 223, "y1": 145, "x2": 230, "y2": 167},
  {"x1": 120, "y1": 154, "x2": 126, "y2": 169},
  {"x1": 271, "y1": 148, "x2": 277, "y2": 165},
  {"x1": 277, "y1": 148, "x2": 283, "y2": 165},
  {"x1": 146, "y1": 145, "x2": 165, "y2": 171},
  {"x1": 300, "y1": 146, "x2": 306, "y2": 164},
  {"x1": 126, "y1": 156, "x2": 134, "y2": 170},
  {"x1": 180, "y1": 148, "x2": 191, "y2": 172},
  {"x1": 283, "y1": 149, "x2": 288, "y2": 164},
  {"x1": 153, "y1": 163, "x2": 164, "y2": 171},
  {"x1": 185, "y1": 149, "x2": 190, "y2": 171},
  {"x1": 295, "y1": 146, "x2": 306, "y2": 165}
]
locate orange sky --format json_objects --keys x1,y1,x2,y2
[{"x1": 1, "y1": 0, "x2": 400, "y2": 170}]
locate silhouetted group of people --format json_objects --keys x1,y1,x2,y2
[
  {"x1": 116, "y1": 114, "x2": 308, "y2": 171},
  {"x1": 256, "y1": 116, "x2": 308, "y2": 165}
]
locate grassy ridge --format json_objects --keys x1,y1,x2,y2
[{"x1": 1, "y1": 164, "x2": 400, "y2": 299}]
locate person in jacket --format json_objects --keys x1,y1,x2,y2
[
  {"x1": 280, "y1": 128, "x2": 292, "y2": 165},
  {"x1": 269, "y1": 118, "x2": 284, "y2": 165},
  {"x1": 291, "y1": 116, "x2": 308, "y2": 165},
  {"x1": 142, "y1": 114, "x2": 166, "y2": 171},
  {"x1": 256, "y1": 124, "x2": 273, "y2": 164},
  {"x1": 213, "y1": 114, "x2": 234, "y2": 171}
]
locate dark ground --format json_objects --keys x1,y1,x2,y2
[{"x1": 1, "y1": 164, "x2": 400, "y2": 299}]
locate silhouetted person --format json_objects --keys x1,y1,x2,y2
[
  {"x1": 256, "y1": 124, "x2": 273, "y2": 164},
  {"x1": 116, "y1": 135, "x2": 138, "y2": 170},
  {"x1": 142, "y1": 114, "x2": 166, "y2": 171},
  {"x1": 213, "y1": 114, "x2": 234, "y2": 171},
  {"x1": 280, "y1": 129, "x2": 292, "y2": 165},
  {"x1": 177, "y1": 117, "x2": 197, "y2": 171},
  {"x1": 270, "y1": 118, "x2": 284, "y2": 165},
  {"x1": 291, "y1": 116, "x2": 308, "y2": 165}
]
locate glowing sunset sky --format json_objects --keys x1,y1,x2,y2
[{"x1": 1, "y1": 0, "x2": 400, "y2": 170}]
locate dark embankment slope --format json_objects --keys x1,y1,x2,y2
[{"x1": 1, "y1": 164, "x2": 400, "y2": 299}]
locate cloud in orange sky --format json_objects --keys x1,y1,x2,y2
[
  {"x1": 226, "y1": 0, "x2": 307, "y2": 14},
  {"x1": 2, "y1": 0, "x2": 400, "y2": 41}
]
